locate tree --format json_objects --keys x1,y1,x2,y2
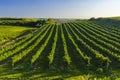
[
  {"x1": 46, "y1": 18, "x2": 54, "y2": 24},
  {"x1": 89, "y1": 17, "x2": 96, "y2": 21}
]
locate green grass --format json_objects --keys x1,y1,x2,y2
[{"x1": 0, "y1": 26, "x2": 36, "y2": 45}]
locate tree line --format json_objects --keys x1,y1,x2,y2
[{"x1": 0, "y1": 18, "x2": 54, "y2": 27}]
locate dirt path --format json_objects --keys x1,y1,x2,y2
[
  {"x1": 0, "y1": 27, "x2": 42, "y2": 49},
  {"x1": 0, "y1": 34, "x2": 31, "y2": 48}
]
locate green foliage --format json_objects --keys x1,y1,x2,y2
[
  {"x1": 97, "y1": 68, "x2": 103, "y2": 74},
  {"x1": 60, "y1": 25, "x2": 71, "y2": 65},
  {"x1": 31, "y1": 25, "x2": 54, "y2": 64},
  {"x1": 0, "y1": 21, "x2": 120, "y2": 79},
  {"x1": 45, "y1": 18, "x2": 54, "y2": 24},
  {"x1": 48, "y1": 25, "x2": 58, "y2": 64},
  {"x1": 0, "y1": 18, "x2": 53, "y2": 27},
  {"x1": 12, "y1": 26, "x2": 49, "y2": 65},
  {"x1": 22, "y1": 18, "x2": 33, "y2": 22}
]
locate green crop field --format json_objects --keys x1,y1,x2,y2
[
  {"x1": 0, "y1": 22, "x2": 120, "y2": 80},
  {"x1": 0, "y1": 26, "x2": 36, "y2": 45}
]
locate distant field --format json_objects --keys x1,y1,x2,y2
[
  {"x1": 109, "y1": 17, "x2": 120, "y2": 20},
  {"x1": 0, "y1": 21, "x2": 120, "y2": 79},
  {"x1": 0, "y1": 26, "x2": 36, "y2": 45}
]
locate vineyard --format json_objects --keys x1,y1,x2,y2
[{"x1": 0, "y1": 22, "x2": 120, "y2": 79}]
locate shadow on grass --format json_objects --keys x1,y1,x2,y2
[{"x1": 0, "y1": 64, "x2": 119, "y2": 80}]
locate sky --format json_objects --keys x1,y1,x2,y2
[{"x1": 0, "y1": 0, "x2": 120, "y2": 18}]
